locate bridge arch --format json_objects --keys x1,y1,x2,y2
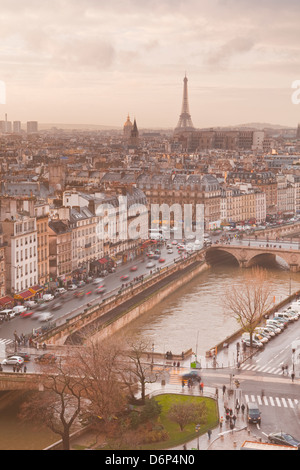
[{"x1": 205, "y1": 247, "x2": 240, "y2": 267}]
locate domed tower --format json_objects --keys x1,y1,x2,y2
[{"x1": 123, "y1": 114, "x2": 133, "y2": 140}]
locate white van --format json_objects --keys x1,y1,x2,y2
[
  {"x1": 0, "y1": 309, "x2": 15, "y2": 320},
  {"x1": 12, "y1": 305, "x2": 27, "y2": 315}
]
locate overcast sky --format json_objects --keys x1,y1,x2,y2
[{"x1": 1, "y1": 0, "x2": 300, "y2": 128}]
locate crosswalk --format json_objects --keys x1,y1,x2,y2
[
  {"x1": 0, "y1": 337, "x2": 14, "y2": 347},
  {"x1": 240, "y1": 362, "x2": 289, "y2": 376},
  {"x1": 244, "y1": 394, "x2": 299, "y2": 410}
]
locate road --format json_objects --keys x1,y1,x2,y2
[{"x1": 0, "y1": 241, "x2": 193, "y2": 345}]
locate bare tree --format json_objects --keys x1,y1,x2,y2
[
  {"x1": 224, "y1": 266, "x2": 273, "y2": 347},
  {"x1": 122, "y1": 339, "x2": 161, "y2": 403},
  {"x1": 19, "y1": 358, "x2": 87, "y2": 450},
  {"x1": 73, "y1": 336, "x2": 128, "y2": 427}
]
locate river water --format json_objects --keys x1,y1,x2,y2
[
  {"x1": 1, "y1": 257, "x2": 299, "y2": 449},
  {"x1": 119, "y1": 258, "x2": 300, "y2": 357}
]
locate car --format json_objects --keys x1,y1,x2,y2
[
  {"x1": 273, "y1": 316, "x2": 288, "y2": 328},
  {"x1": 130, "y1": 266, "x2": 138, "y2": 272},
  {"x1": 55, "y1": 288, "x2": 67, "y2": 295},
  {"x1": 264, "y1": 324, "x2": 281, "y2": 335},
  {"x1": 37, "y1": 312, "x2": 54, "y2": 322},
  {"x1": 247, "y1": 402, "x2": 261, "y2": 424},
  {"x1": 74, "y1": 290, "x2": 85, "y2": 298},
  {"x1": 95, "y1": 286, "x2": 106, "y2": 295},
  {"x1": 181, "y1": 371, "x2": 201, "y2": 383},
  {"x1": 268, "y1": 432, "x2": 300, "y2": 449},
  {"x1": 36, "y1": 302, "x2": 49, "y2": 311},
  {"x1": 77, "y1": 280, "x2": 86, "y2": 287},
  {"x1": 146, "y1": 262, "x2": 155, "y2": 269},
  {"x1": 167, "y1": 249, "x2": 173, "y2": 254},
  {"x1": 120, "y1": 275, "x2": 129, "y2": 281},
  {"x1": 242, "y1": 338, "x2": 263, "y2": 348},
  {"x1": 20, "y1": 310, "x2": 34, "y2": 318},
  {"x1": 8, "y1": 352, "x2": 30, "y2": 362},
  {"x1": 43, "y1": 294, "x2": 54, "y2": 302},
  {"x1": 1, "y1": 356, "x2": 24, "y2": 366},
  {"x1": 171, "y1": 240, "x2": 178, "y2": 245},
  {"x1": 92, "y1": 278, "x2": 104, "y2": 285},
  {"x1": 266, "y1": 320, "x2": 284, "y2": 331},
  {"x1": 68, "y1": 284, "x2": 78, "y2": 291},
  {"x1": 12, "y1": 305, "x2": 27, "y2": 315},
  {"x1": 0, "y1": 309, "x2": 15, "y2": 320},
  {"x1": 35, "y1": 353, "x2": 57, "y2": 364},
  {"x1": 52, "y1": 302, "x2": 63, "y2": 310},
  {"x1": 24, "y1": 300, "x2": 38, "y2": 309},
  {"x1": 159, "y1": 258, "x2": 166, "y2": 263}
]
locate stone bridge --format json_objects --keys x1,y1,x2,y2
[{"x1": 206, "y1": 243, "x2": 300, "y2": 272}]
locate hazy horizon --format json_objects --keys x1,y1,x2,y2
[{"x1": 1, "y1": 0, "x2": 300, "y2": 129}]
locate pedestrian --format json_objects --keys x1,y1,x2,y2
[
  {"x1": 232, "y1": 414, "x2": 237, "y2": 425},
  {"x1": 241, "y1": 403, "x2": 245, "y2": 414},
  {"x1": 215, "y1": 387, "x2": 219, "y2": 398},
  {"x1": 199, "y1": 382, "x2": 204, "y2": 394},
  {"x1": 219, "y1": 417, "x2": 223, "y2": 430},
  {"x1": 13, "y1": 365, "x2": 16, "y2": 373},
  {"x1": 24, "y1": 365, "x2": 27, "y2": 373},
  {"x1": 282, "y1": 364, "x2": 285, "y2": 375},
  {"x1": 291, "y1": 372, "x2": 295, "y2": 382},
  {"x1": 207, "y1": 429, "x2": 212, "y2": 440},
  {"x1": 182, "y1": 379, "x2": 185, "y2": 389},
  {"x1": 222, "y1": 384, "x2": 226, "y2": 396}
]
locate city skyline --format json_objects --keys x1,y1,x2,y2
[{"x1": 1, "y1": 0, "x2": 300, "y2": 128}]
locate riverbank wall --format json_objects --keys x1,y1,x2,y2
[
  {"x1": 210, "y1": 289, "x2": 300, "y2": 357},
  {"x1": 40, "y1": 251, "x2": 209, "y2": 346}
]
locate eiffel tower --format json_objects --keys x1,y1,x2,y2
[{"x1": 174, "y1": 74, "x2": 195, "y2": 134}]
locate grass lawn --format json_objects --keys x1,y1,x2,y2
[{"x1": 140, "y1": 393, "x2": 219, "y2": 450}]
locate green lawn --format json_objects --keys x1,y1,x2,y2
[{"x1": 140, "y1": 393, "x2": 219, "y2": 450}]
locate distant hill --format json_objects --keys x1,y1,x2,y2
[{"x1": 234, "y1": 122, "x2": 294, "y2": 130}]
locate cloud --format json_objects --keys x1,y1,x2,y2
[{"x1": 205, "y1": 36, "x2": 256, "y2": 68}]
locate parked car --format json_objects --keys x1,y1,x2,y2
[
  {"x1": 43, "y1": 294, "x2": 54, "y2": 302},
  {"x1": 37, "y1": 312, "x2": 54, "y2": 322},
  {"x1": 267, "y1": 432, "x2": 300, "y2": 449},
  {"x1": 120, "y1": 275, "x2": 129, "y2": 281},
  {"x1": 12, "y1": 305, "x2": 27, "y2": 315},
  {"x1": 1, "y1": 356, "x2": 24, "y2": 366},
  {"x1": 159, "y1": 258, "x2": 166, "y2": 263},
  {"x1": 55, "y1": 288, "x2": 67, "y2": 295},
  {"x1": 242, "y1": 338, "x2": 263, "y2": 348},
  {"x1": 266, "y1": 320, "x2": 284, "y2": 331},
  {"x1": 247, "y1": 402, "x2": 261, "y2": 424},
  {"x1": 263, "y1": 324, "x2": 281, "y2": 335},
  {"x1": 7, "y1": 352, "x2": 30, "y2": 362},
  {"x1": 35, "y1": 353, "x2": 57, "y2": 364},
  {"x1": 0, "y1": 309, "x2": 15, "y2": 320},
  {"x1": 68, "y1": 284, "x2": 78, "y2": 291},
  {"x1": 273, "y1": 316, "x2": 288, "y2": 328}
]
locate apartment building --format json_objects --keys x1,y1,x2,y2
[
  {"x1": 2, "y1": 215, "x2": 38, "y2": 295},
  {"x1": 34, "y1": 202, "x2": 50, "y2": 287}
]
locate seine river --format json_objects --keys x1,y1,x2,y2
[{"x1": 1, "y1": 257, "x2": 299, "y2": 449}]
